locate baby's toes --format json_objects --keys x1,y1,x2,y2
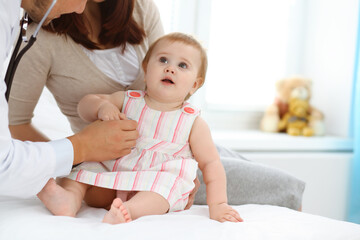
[{"x1": 119, "y1": 205, "x2": 131, "y2": 222}]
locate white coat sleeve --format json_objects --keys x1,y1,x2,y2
[{"x1": 0, "y1": 0, "x2": 73, "y2": 198}]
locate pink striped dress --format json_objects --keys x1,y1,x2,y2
[{"x1": 67, "y1": 90, "x2": 200, "y2": 211}]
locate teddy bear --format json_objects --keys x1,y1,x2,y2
[
  {"x1": 260, "y1": 76, "x2": 325, "y2": 136},
  {"x1": 277, "y1": 97, "x2": 314, "y2": 136}
]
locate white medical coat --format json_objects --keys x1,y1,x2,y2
[{"x1": 0, "y1": 0, "x2": 73, "y2": 198}]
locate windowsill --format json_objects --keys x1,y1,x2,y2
[{"x1": 212, "y1": 130, "x2": 353, "y2": 152}]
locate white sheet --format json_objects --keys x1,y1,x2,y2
[{"x1": 0, "y1": 198, "x2": 359, "y2": 240}]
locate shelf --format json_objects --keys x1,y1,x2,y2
[{"x1": 212, "y1": 130, "x2": 353, "y2": 152}]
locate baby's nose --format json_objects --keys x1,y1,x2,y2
[{"x1": 166, "y1": 68, "x2": 175, "y2": 74}]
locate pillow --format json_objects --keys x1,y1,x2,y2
[{"x1": 194, "y1": 146, "x2": 305, "y2": 210}]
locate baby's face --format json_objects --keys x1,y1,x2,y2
[{"x1": 144, "y1": 39, "x2": 202, "y2": 103}]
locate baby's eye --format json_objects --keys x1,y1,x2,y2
[
  {"x1": 160, "y1": 57, "x2": 168, "y2": 63},
  {"x1": 178, "y1": 62, "x2": 188, "y2": 69}
]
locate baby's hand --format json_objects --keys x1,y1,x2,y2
[
  {"x1": 209, "y1": 203, "x2": 243, "y2": 223},
  {"x1": 98, "y1": 102, "x2": 127, "y2": 121}
]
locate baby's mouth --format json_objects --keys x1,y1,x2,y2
[{"x1": 161, "y1": 78, "x2": 174, "y2": 84}]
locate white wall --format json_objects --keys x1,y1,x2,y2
[
  {"x1": 242, "y1": 152, "x2": 352, "y2": 221},
  {"x1": 302, "y1": 0, "x2": 358, "y2": 137}
]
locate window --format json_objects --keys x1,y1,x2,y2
[
  {"x1": 153, "y1": 0, "x2": 356, "y2": 135},
  {"x1": 154, "y1": 0, "x2": 305, "y2": 129},
  {"x1": 205, "y1": 0, "x2": 303, "y2": 110}
]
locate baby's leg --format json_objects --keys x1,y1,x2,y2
[
  {"x1": 37, "y1": 178, "x2": 89, "y2": 217},
  {"x1": 125, "y1": 191, "x2": 170, "y2": 219},
  {"x1": 102, "y1": 191, "x2": 170, "y2": 224}
]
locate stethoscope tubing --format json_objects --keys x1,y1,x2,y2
[
  {"x1": 4, "y1": 0, "x2": 57, "y2": 101},
  {"x1": 4, "y1": 34, "x2": 36, "y2": 101}
]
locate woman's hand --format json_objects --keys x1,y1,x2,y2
[
  {"x1": 209, "y1": 202, "x2": 243, "y2": 223},
  {"x1": 98, "y1": 102, "x2": 126, "y2": 121}
]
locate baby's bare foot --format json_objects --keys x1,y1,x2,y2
[
  {"x1": 37, "y1": 178, "x2": 79, "y2": 217},
  {"x1": 102, "y1": 198, "x2": 132, "y2": 224}
]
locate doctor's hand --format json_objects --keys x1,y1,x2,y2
[{"x1": 68, "y1": 119, "x2": 138, "y2": 165}]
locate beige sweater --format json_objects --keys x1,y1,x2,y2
[{"x1": 9, "y1": 0, "x2": 164, "y2": 133}]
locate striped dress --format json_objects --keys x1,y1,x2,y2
[{"x1": 67, "y1": 90, "x2": 199, "y2": 212}]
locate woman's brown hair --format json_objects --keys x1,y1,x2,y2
[{"x1": 43, "y1": 0, "x2": 145, "y2": 50}]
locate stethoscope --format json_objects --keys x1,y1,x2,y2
[{"x1": 4, "y1": 0, "x2": 57, "y2": 101}]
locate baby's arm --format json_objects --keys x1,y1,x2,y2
[
  {"x1": 189, "y1": 116, "x2": 243, "y2": 222},
  {"x1": 78, "y1": 91, "x2": 126, "y2": 122}
]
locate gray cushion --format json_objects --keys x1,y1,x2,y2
[{"x1": 194, "y1": 146, "x2": 305, "y2": 210}]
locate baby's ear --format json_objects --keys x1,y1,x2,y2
[
  {"x1": 198, "y1": 77, "x2": 205, "y2": 88},
  {"x1": 190, "y1": 77, "x2": 202, "y2": 95},
  {"x1": 196, "y1": 77, "x2": 204, "y2": 88}
]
